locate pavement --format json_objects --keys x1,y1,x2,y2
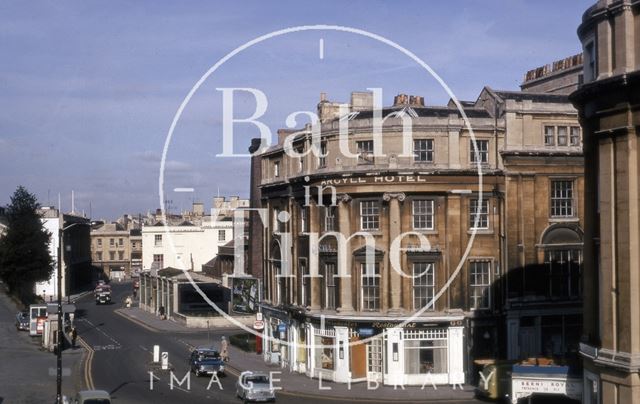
[
  {"x1": 0, "y1": 284, "x2": 85, "y2": 404},
  {"x1": 117, "y1": 300, "x2": 478, "y2": 402}
]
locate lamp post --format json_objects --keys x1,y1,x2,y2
[{"x1": 56, "y1": 221, "x2": 88, "y2": 404}]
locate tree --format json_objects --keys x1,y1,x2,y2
[{"x1": 0, "y1": 186, "x2": 53, "y2": 302}]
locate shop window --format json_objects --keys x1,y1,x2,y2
[
  {"x1": 412, "y1": 262, "x2": 435, "y2": 310},
  {"x1": 470, "y1": 261, "x2": 491, "y2": 309},
  {"x1": 404, "y1": 329, "x2": 448, "y2": 374},
  {"x1": 413, "y1": 139, "x2": 434, "y2": 163},
  {"x1": 413, "y1": 199, "x2": 435, "y2": 230},
  {"x1": 361, "y1": 262, "x2": 380, "y2": 311},
  {"x1": 314, "y1": 335, "x2": 335, "y2": 370}
]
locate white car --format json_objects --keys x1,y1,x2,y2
[{"x1": 236, "y1": 371, "x2": 276, "y2": 403}]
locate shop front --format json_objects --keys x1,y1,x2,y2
[{"x1": 301, "y1": 317, "x2": 466, "y2": 386}]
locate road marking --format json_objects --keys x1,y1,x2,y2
[
  {"x1": 114, "y1": 309, "x2": 159, "y2": 333},
  {"x1": 77, "y1": 336, "x2": 95, "y2": 390},
  {"x1": 77, "y1": 318, "x2": 121, "y2": 346}
]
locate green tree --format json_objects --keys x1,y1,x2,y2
[{"x1": 0, "y1": 186, "x2": 53, "y2": 302}]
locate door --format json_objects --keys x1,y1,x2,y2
[
  {"x1": 519, "y1": 327, "x2": 537, "y2": 358},
  {"x1": 367, "y1": 337, "x2": 383, "y2": 382},
  {"x1": 350, "y1": 337, "x2": 367, "y2": 379}
]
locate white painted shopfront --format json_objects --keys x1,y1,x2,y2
[{"x1": 261, "y1": 310, "x2": 466, "y2": 386}]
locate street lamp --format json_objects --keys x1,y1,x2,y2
[{"x1": 56, "y1": 221, "x2": 89, "y2": 404}]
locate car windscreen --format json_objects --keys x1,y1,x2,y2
[
  {"x1": 247, "y1": 376, "x2": 269, "y2": 384},
  {"x1": 200, "y1": 352, "x2": 220, "y2": 360}
]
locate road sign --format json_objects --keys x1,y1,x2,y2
[
  {"x1": 253, "y1": 320, "x2": 264, "y2": 330},
  {"x1": 256, "y1": 312, "x2": 263, "y2": 321},
  {"x1": 153, "y1": 345, "x2": 160, "y2": 362},
  {"x1": 161, "y1": 352, "x2": 168, "y2": 370}
]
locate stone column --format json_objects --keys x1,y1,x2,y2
[
  {"x1": 384, "y1": 192, "x2": 405, "y2": 314},
  {"x1": 338, "y1": 194, "x2": 354, "y2": 313},
  {"x1": 309, "y1": 199, "x2": 321, "y2": 310}
]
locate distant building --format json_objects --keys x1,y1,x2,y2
[
  {"x1": 141, "y1": 198, "x2": 249, "y2": 273},
  {"x1": 36, "y1": 207, "x2": 91, "y2": 299},
  {"x1": 91, "y1": 222, "x2": 133, "y2": 280},
  {"x1": 571, "y1": 1, "x2": 640, "y2": 403}
]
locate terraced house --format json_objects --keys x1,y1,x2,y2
[{"x1": 252, "y1": 56, "x2": 585, "y2": 386}]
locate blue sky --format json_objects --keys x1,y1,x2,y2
[{"x1": 0, "y1": 0, "x2": 593, "y2": 219}]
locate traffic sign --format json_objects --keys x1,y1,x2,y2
[
  {"x1": 253, "y1": 320, "x2": 264, "y2": 330},
  {"x1": 161, "y1": 352, "x2": 169, "y2": 370}
]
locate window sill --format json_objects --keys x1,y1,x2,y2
[
  {"x1": 467, "y1": 229, "x2": 493, "y2": 235},
  {"x1": 548, "y1": 217, "x2": 580, "y2": 223},
  {"x1": 412, "y1": 229, "x2": 438, "y2": 235}
]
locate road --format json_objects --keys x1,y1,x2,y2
[{"x1": 76, "y1": 282, "x2": 572, "y2": 404}]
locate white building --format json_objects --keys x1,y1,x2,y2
[
  {"x1": 142, "y1": 197, "x2": 249, "y2": 272},
  {"x1": 35, "y1": 207, "x2": 91, "y2": 299}
]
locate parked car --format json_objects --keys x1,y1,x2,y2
[
  {"x1": 236, "y1": 371, "x2": 276, "y2": 403},
  {"x1": 189, "y1": 347, "x2": 225, "y2": 377},
  {"x1": 15, "y1": 311, "x2": 29, "y2": 331},
  {"x1": 66, "y1": 390, "x2": 111, "y2": 404}
]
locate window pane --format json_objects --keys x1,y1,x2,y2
[
  {"x1": 470, "y1": 261, "x2": 491, "y2": 309},
  {"x1": 551, "y1": 180, "x2": 574, "y2": 217},
  {"x1": 557, "y1": 127, "x2": 568, "y2": 146},
  {"x1": 470, "y1": 139, "x2": 489, "y2": 163},
  {"x1": 360, "y1": 201, "x2": 379, "y2": 230},
  {"x1": 413, "y1": 262, "x2": 435, "y2": 310},
  {"x1": 570, "y1": 127, "x2": 581, "y2": 146},
  {"x1": 413, "y1": 200, "x2": 434, "y2": 230},
  {"x1": 469, "y1": 198, "x2": 489, "y2": 229},
  {"x1": 361, "y1": 262, "x2": 380, "y2": 311},
  {"x1": 413, "y1": 139, "x2": 434, "y2": 162},
  {"x1": 544, "y1": 126, "x2": 555, "y2": 146}
]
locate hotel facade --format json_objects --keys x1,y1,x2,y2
[{"x1": 252, "y1": 60, "x2": 585, "y2": 386}]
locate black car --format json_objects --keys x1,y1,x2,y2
[
  {"x1": 189, "y1": 348, "x2": 225, "y2": 377},
  {"x1": 15, "y1": 311, "x2": 29, "y2": 331}
]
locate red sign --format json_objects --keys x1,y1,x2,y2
[
  {"x1": 36, "y1": 317, "x2": 46, "y2": 335},
  {"x1": 253, "y1": 320, "x2": 265, "y2": 330}
]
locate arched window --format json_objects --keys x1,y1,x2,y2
[{"x1": 541, "y1": 226, "x2": 583, "y2": 299}]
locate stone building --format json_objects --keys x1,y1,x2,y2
[
  {"x1": 570, "y1": 1, "x2": 640, "y2": 403},
  {"x1": 91, "y1": 222, "x2": 132, "y2": 280},
  {"x1": 252, "y1": 60, "x2": 585, "y2": 386}
]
